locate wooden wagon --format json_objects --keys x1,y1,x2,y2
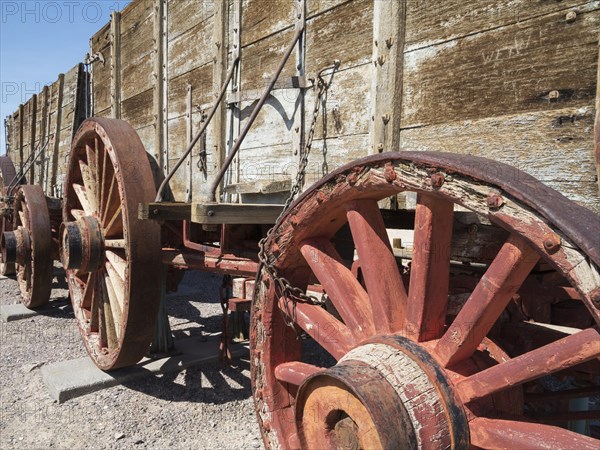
[{"x1": 2, "y1": 0, "x2": 600, "y2": 448}]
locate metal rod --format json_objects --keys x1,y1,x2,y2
[
  {"x1": 208, "y1": 24, "x2": 305, "y2": 202},
  {"x1": 155, "y1": 57, "x2": 239, "y2": 202}
]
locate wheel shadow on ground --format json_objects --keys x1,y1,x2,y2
[{"x1": 120, "y1": 357, "x2": 253, "y2": 405}]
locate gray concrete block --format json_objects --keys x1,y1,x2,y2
[
  {"x1": 41, "y1": 335, "x2": 248, "y2": 403},
  {"x1": 0, "y1": 303, "x2": 38, "y2": 322}
]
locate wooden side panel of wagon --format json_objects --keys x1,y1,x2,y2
[
  {"x1": 399, "y1": 1, "x2": 600, "y2": 213},
  {"x1": 4, "y1": 64, "x2": 87, "y2": 197}
]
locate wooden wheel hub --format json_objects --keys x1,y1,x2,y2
[
  {"x1": 296, "y1": 337, "x2": 468, "y2": 450},
  {"x1": 61, "y1": 216, "x2": 105, "y2": 273},
  {"x1": 2, "y1": 227, "x2": 31, "y2": 265},
  {"x1": 296, "y1": 361, "x2": 415, "y2": 449}
]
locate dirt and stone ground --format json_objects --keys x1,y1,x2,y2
[{"x1": 0, "y1": 270, "x2": 263, "y2": 449}]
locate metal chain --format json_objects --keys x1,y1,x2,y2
[{"x1": 257, "y1": 61, "x2": 340, "y2": 328}]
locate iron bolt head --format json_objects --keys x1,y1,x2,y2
[
  {"x1": 543, "y1": 234, "x2": 561, "y2": 253},
  {"x1": 384, "y1": 163, "x2": 397, "y2": 182},
  {"x1": 430, "y1": 173, "x2": 445, "y2": 189},
  {"x1": 565, "y1": 11, "x2": 577, "y2": 23},
  {"x1": 486, "y1": 193, "x2": 504, "y2": 209},
  {"x1": 207, "y1": 210, "x2": 215, "y2": 217},
  {"x1": 548, "y1": 90, "x2": 560, "y2": 100}
]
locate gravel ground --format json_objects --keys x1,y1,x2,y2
[{"x1": 0, "y1": 270, "x2": 263, "y2": 449}]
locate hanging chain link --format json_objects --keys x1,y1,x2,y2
[{"x1": 257, "y1": 61, "x2": 340, "y2": 328}]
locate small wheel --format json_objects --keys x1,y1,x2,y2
[
  {"x1": 251, "y1": 152, "x2": 600, "y2": 449},
  {"x1": 62, "y1": 118, "x2": 162, "y2": 370},
  {"x1": 2, "y1": 185, "x2": 53, "y2": 308},
  {"x1": 0, "y1": 155, "x2": 18, "y2": 275}
]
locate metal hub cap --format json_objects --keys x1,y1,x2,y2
[
  {"x1": 61, "y1": 216, "x2": 105, "y2": 273},
  {"x1": 2, "y1": 227, "x2": 31, "y2": 265}
]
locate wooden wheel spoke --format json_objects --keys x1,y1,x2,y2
[
  {"x1": 79, "y1": 159, "x2": 98, "y2": 214},
  {"x1": 105, "y1": 253, "x2": 126, "y2": 307},
  {"x1": 71, "y1": 209, "x2": 85, "y2": 220},
  {"x1": 18, "y1": 210, "x2": 26, "y2": 227},
  {"x1": 73, "y1": 183, "x2": 93, "y2": 215},
  {"x1": 81, "y1": 273, "x2": 94, "y2": 310},
  {"x1": 99, "y1": 275, "x2": 118, "y2": 350},
  {"x1": 279, "y1": 297, "x2": 355, "y2": 360},
  {"x1": 405, "y1": 193, "x2": 454, "y2": 341},
  {"x1": 457, "y1": 328, "x2": 600, "y2": 403},
  {"x1": 104, "y1": 205, "x2": 123, "y2": 237},
  {"x1": 300, "y1": 238, "x2": 375, "y2": 339},
  {"x1": 105, "y1": 249, "x2": 126, "y2": 281},
  {"x1": 102, "y1": 173, "x2": 118, "y2": 225},
  {"x1": 104, "y1": 239, "x2": 126, "y2": 249},
  {"x1": 469, "y1": 417, "x2": 600, "y2": 450},
  {"x1": 435, "y1": 234, "x2": 539, "y2": 367},
  {"x1": 89, "y1": 274, "x2": 100, "y2": 332},
  {"x1": 99, "y1": 139, "x2": 108, "y2": 216},
  {"x1": 274, "y1": 361, "x2": 322, "y2": 386},
  {"x1": 346, "y1": 199, "x2": 406, "y2": 333},
  {"x1": 104, "y1": 271, "x2": 123, "y2": 334}
]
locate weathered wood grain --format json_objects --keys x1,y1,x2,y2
[
  {"x1": 120, "y1": 0, "x2": 153, "y2": 32},
  {"x1": 370, "y1": 0, "x2": 405, "y2": 155},
  {"x1": 405, "y1": 0, "x2": 590, "y2": 51},
  {"x1": 306, "y1": 0, "x2": 372, "y2": 72},
  {"x1": 167, "y1": 63, "x2": 213, "y2": 120},
  {"x1": 110, "y1": 11, "x2": 122, "y2": 119},
  {"x1": 401, "y1": 5, "x2": 599, "y2": 127},
  {"x1": 120, "y1": 13, "x2": 154, "y2": 101},
  {"x1": 121, "y1": 88, "x2": 154, "y2": 129},
  {"x1": 400, "y1": 106, "x2": 599, "y2": 213},
  {"x1": 241, "y1": 0, "x2": 296, "y2": 47},
  {"x1": 167, "y1": 0, "x2": 215, "y2": 40},
  {"x1": 167, "y1": 15, "x2": 214, "y2": 79}
]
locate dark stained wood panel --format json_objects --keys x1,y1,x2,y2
[
  {"x1": 401, "y1": 4, "x2": 599, "y2": 128},
  {"x1": 405, "y1": 0, "x2": 589, "y2": 50}
]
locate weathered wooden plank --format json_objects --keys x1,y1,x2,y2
[
  {"x1": 306, "y1": 0, "x2": 373, "y2": 72},
  {"x1": 110, "y1": 11, "x2": 122, "y2": 119},
  {"x1": 121, "y1": 88, "x2": 155, "y2": 129},
  {"x1": 400, "y1": 106, "x2": 600, "y2": 213},
  {"x1": 192, "y1": 202, "x2": 284, "y2": 224},
  {"x1": 37, "y1": 86, "x2": 50, "y2": 186},
  {"x1": 50, "y1": 74, "x2": 65, "y2": 195},
  {"x1": 241, "y1": 27, "x2": 297, "y2": 91},
  {"x1": 595, "y1": 45, "x2": 600, "y2": 192},
  {"x1": 153, "y1": 0, "x2": 167, "y2": 167},
  {"x1": 212, "y1": 0, "x2": 229, "y2": 196},
  {"x1": 401, "y1": 5, "x2": 599, "y2": 128},
  {"x1": 405, "y1": 0, "x2": 589, "y2": 51},
  {"x1": 167, "y1": 0, "x2": 214, "y2": 40},
  {"x1": 120, "y1": 0, "x2": 153, "y2": 32},
  {"x1": 167, "y1": 15, "x2": 214, "y2": 80},
  {"x1": 139, "y1": 202, "x2": 192, "y2": 221},
  {"x1": 370, "y1": 0, "x2": 405, "y2": 155},
  {"x1": 91, "y1": 45, "x2": 112, "y2": 114},
  {"x1": 306, "y1": 0, "x2": 350, "y2": 18},
  {"x1": 167, "y1": 63, "x2": 213, "y2": 120},
  {"x1": 28, "y1": 94, "x2": 37, "y2": 182},
  {"x1": 120, "y1": 12, "x2": 154, "y2": 101},
  {"x1": 241, "y1": 0, "x2": 296, "y2": 47}
]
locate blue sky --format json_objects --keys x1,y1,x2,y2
[{"x1": 0, "y1": 0, "x2": 131, "y2": 155}]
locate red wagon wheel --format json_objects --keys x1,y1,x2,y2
[
  {"x1": 62, "y1": 118, "x2": 161, "y2": 370},
  {"x1": 6, "y1": 185, "x2": 53, "y2": 308},
  {"x1": 251, "y1": 152, "x2": 600, "y2": 449},
  {"x1": 0, "y1": 155, "x2": 19, "y2": 275}
]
